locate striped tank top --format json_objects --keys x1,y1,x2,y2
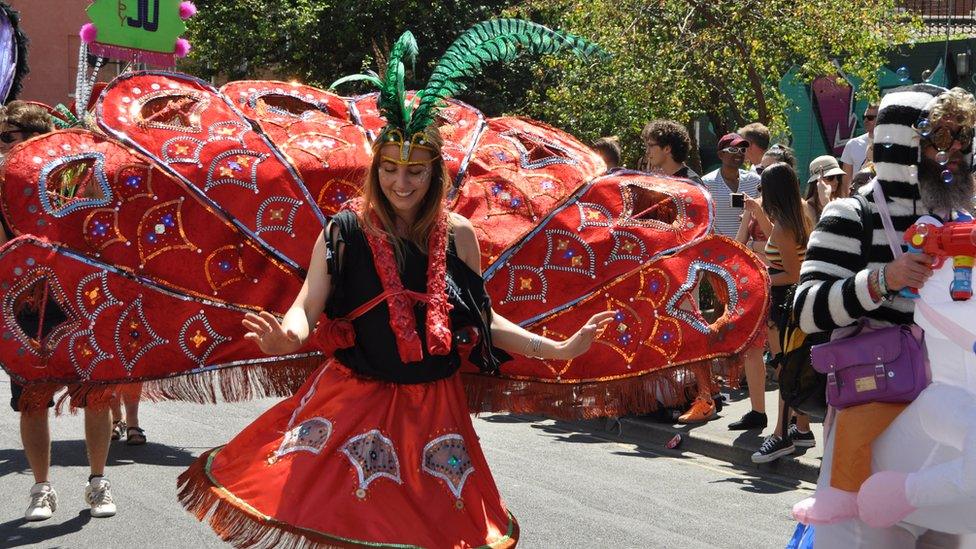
[{"x1": 764, "y1": 236, "x2": 806, "y2": 271}]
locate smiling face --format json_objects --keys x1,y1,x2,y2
[
  {"x1": 376, "y1": 143, "x2": 435, "y2": 223},
  {"x1": 718, "y1": 146, "x2": 745, "y2": 169}
]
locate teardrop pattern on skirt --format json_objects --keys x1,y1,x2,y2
[
  {"x1": 273, "y1": 416, "x2": 334, "y2": 459},
  {"x1": 0, "y1": 129, "x2": 303, "y2": 310},
  {"x1": 96, "y1": 71, "x2": 326, "y2": 271},
  {"x1": 222, "y1": 81, "x2": 371, "y2": 216},
  {"x1": 422, "y1": 433, "x2": 475, "y2": 501},
  {"x1": 341, "y1": 429, "x2": 403, "y2": 499}
]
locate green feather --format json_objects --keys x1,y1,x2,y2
[
  {"x1": 377, "y1": 31, "x2": 419, "y2": 132},
  {"x1": 329, "y1": 72, "x2": 382, "y2": 90},
  {"x1": 406, "y1": 19, "x2": 607, "y2": 135}
]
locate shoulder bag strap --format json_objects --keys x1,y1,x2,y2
[{"x1": 869, "y1": 182, "x2": 903, "y2": 259}]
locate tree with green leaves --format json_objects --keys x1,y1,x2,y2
[
  {"x1": 510, "y1": 0, "x2": 919, "y2": 167},
  {"x1": 182, "y1": 0, "x2": 531, "y2": 114}
]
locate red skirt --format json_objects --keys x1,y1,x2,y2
[{"x1": 178, "y1": 359, "x2": 519, "y2": 548}]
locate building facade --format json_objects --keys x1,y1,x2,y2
[{"x1": 6, "y1": 0, "x2": 122, "y2": 107}]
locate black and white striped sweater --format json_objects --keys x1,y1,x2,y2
[
  {"x1": 793, "y1": 180, "x2": 924, "y2": 333},
  {"x1": 794, "y1": 82, "x2": 955, "y2": 334}
]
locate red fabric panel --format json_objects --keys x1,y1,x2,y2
[
  {"x1": 0, "y1": 129, "x2": 302, "y2": 312},
  {"x1": 221, "y1": 81, "x2": 370, "y2": 216},
  {"x1": 452, "y1": 116, "x2": 606, "y2": 267},
  {"x1": 0, "y1": 237, "x2": 315, "y2": 384},
  {"x1": 486, "y1": 171, "x2": 712, "y2": 323},
  {"x1": 481, "y1": 235, "x2": 769, "y2": 383},
  {"x1": 96, "y1": 72, "x2": 324, "y2": 269}
]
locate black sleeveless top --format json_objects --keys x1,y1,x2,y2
[{"x1": 323, "y1": 210, "x2": 509, "y2": 384}]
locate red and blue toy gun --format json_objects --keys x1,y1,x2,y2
[{"x1": 902, "y1": 215, "x2": 976, "y2": 301}]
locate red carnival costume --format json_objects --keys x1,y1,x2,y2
[
  {"x1": 178, "y1": 203, "x2": 518, "y2": 547},
  {"x1": 0, "y1": 20, "x2": 768, "y2": 419}
]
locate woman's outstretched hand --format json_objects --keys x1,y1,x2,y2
[
  {"x1": 556, "y1": 310, "x2": 616, "y2": 360},
  {"x1": 243, "y1": 311, "x2": 301, "y2": 356}
]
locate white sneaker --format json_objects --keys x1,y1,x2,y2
[
  {"x1": 25, "y1": 482, "x2": 57, "y2": 521},
  {"x1": 85, "y1": 477, "x2": 116, "y2": 518}
]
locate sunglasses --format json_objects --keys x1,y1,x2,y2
[
  {"x1": 721, "y1": 146, "x2": 746, "y2": 154},
  {"x1": 923, "y1": 125, "x2": 974, "y2": 151},
  {"x1": 863, "y1": 114, "x2": 877, "y2": 121},
  {"x1": 755, "y1": 165, "x2": 765, "y2": 175}
]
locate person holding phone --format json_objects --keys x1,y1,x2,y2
[
  {"x1": 701, "y1": 133, "x2": 761, "y2": 238},
  {"x1": 676, "y1": 133, "x2": 761, "y2": 424}
]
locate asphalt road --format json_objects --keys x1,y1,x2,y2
[{"x1": 0, "y1": 379, "x2": 811, "y2": 549}]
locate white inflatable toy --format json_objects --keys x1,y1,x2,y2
[{"x1": 815, "y1": 216, "x2": 976, "y2": 546}]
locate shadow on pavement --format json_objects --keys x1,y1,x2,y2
[
  {"x1": 0, "y1": 510, "x2": 91, "y2": 548},
  {"x1": 478, "y1": 414, "x2": 540, "y2": 424},
  {"x1": 539, "y1": 419, "x2": 808, "y2": 494},
  {"x1": 0, "y1": 439, "x2": 197, "y2": 476}
]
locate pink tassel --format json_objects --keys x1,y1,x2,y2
[
  {"x1": 179, "y1": 2, "x2": 198, "y2": 19},
  {"x1": 80, "y1": 23, "x2": 97, "y2": 44},
  {"x1": 174, "y1": 38, "x2": 192, "y2": 58}
]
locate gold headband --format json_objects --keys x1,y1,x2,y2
[{"x1": 378, "y1": 127, "x2": 438, "y2": 165}]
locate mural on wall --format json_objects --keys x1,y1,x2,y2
[{"x1": 782, "y1": 60, "x2": 947, "y2": 185}]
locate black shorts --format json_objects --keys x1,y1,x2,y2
[
  {"x1": 769, "y1": 284, "x2": 791, "y2": 329},
  {"x1": 9, "y1": 378, "x2": 55, "y2": 412}
]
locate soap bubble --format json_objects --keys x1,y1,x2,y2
[
  {"x1": 897, "y1": 66, "x2": 911, "y2": 81},
  {"x1": 942, "y1": 169, "x2": 954, "y2": 184},
  {"x1": 916, "y1": 118, "x2": 931, "y2": 137},
  {"x1": 936, "y1": 150, "x2": 949, "y2": 165}
]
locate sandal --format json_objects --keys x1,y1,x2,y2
[
  {"x1": 126, "y1": 426, "x2": 146, "y2": 446},
  {"x1": 111, "y1": 420, "x2": 126, "y2": 441}
]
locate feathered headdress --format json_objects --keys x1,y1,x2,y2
[{"x1": 331, "y1": 18, "x2": 607, "y2": 163}]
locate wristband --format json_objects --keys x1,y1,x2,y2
[
  {"x1": 867, "y1": 269, "x2": 884, "y2": 304},
  {"x1": 877, "y1": 265, "x2": 890, "y2": 296}
]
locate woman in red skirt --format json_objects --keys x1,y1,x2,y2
[{"x1": 177, "y1": 22, "x2": 611, "y2": 548}]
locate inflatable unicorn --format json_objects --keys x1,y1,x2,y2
[{"x1": 815, "y1": 231, "x2": 976, "y2": 546}]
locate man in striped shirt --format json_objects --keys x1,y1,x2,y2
[
  {"x1": 701, "y1": 133, "x2": 761, "y2": 237},
  {"x1": 791, "y1": 84, "x2": 976, "y2": 546}
]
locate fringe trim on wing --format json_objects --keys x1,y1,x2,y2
[
  {"x1": 15, "y1": 356, "x2": 322, "y2": 414},
  {"x1": 464, "y1": 357, "x2": 743, "y2": 420},
  {"x1": 177, "y1": 448, "x2": 520, "y2": 549}
]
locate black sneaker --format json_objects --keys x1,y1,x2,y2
[
  {"x1": 751, "y1": 434, "x2": 795, "y2": 463},
  {"x1": 788, "y1": 424, "x2": 816, "y2": 448},
  {"x1": 728, "y1": 410, "x2": 768, "y2": 431}
]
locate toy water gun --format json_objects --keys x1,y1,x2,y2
[{"x1": 902, "y1": 215, "x2": 976, "y2": 300}]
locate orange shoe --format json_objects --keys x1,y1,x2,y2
[{"x1": 677, "y1": 396, "x2": 717, "y2": 424}]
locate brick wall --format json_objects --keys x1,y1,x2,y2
[{"x1": 7, "y1": 0, "x2": 96, "y2": 106}]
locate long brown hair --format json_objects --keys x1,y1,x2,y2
[
  {"x1": 360, "y1": 125, "x2": 451, "y2": 258},
  {"x1": 761, "y1": 163, "x2": 811, "y2": 247}
]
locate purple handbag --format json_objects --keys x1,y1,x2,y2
[{"x1": 810, "y1": 323, "x2": 930, "y2": 409}]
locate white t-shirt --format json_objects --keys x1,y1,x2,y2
[
  {"x1": 841, "y1": 133, "x2": 870, "y2": 173},
  {"x1": 701, "y1": 168, "x2": 761, "y2": 237}
]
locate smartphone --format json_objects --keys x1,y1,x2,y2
[{"x1": 730, "y1": 193, "x2": 744, "y2": 208}]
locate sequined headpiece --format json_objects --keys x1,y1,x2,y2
[{"x1": 331, "y1": 19, "x2": 607, "y2": 164}]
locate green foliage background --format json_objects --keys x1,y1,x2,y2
[{"x1": 183, "y1": 1, "x2": 919, "y2": 166}]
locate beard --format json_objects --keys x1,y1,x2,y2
[{"x1": 917, "y1": 152, "x2": 976, "y2": 214}]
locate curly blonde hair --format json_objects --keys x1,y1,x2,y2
[{"x1": 927, "y1": 87, "x2": 976, "y2": 128}]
